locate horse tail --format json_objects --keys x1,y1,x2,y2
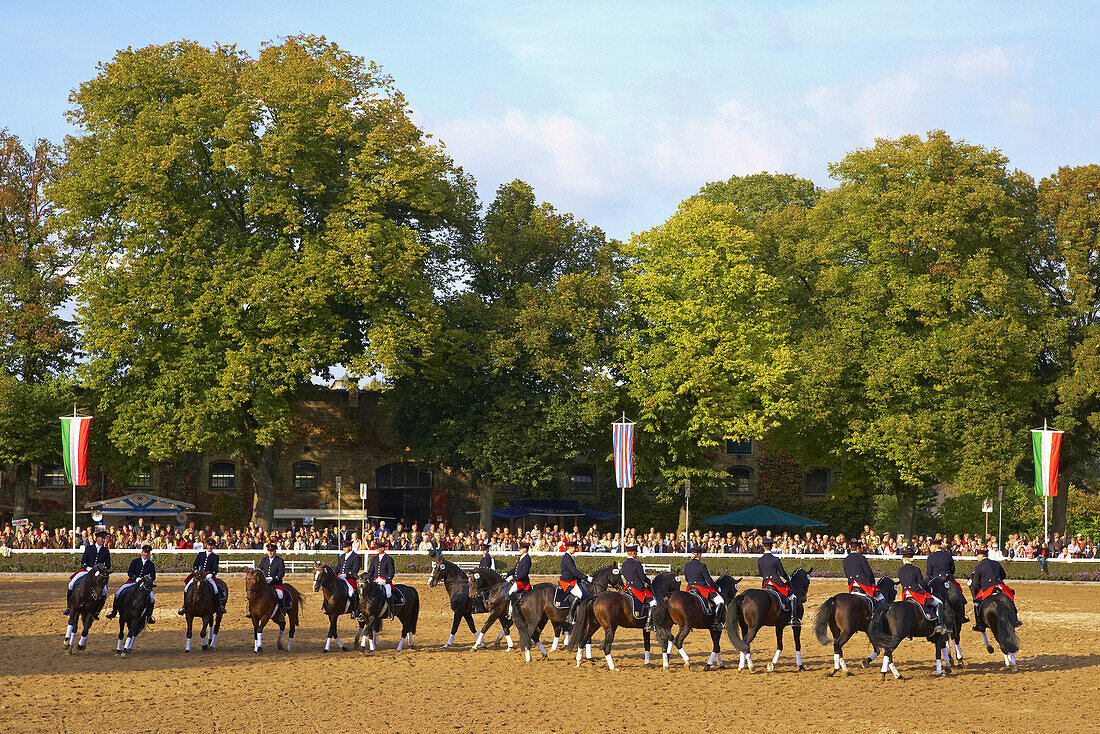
[
  {"x1": 512, "y1": 597, "x2": 533, "y2": 651},
  {"x1": 724, "y1": 595, "x2": 749, "y2": 653},
  {"x1": 996, "y1": 600, "x2": 1020, "y2": 654},
  {"x1": 867, "y1": 606, "x2": 900, "y2": 652},
  {"x1": 814, "y1": 595, "x2": 837, "y2": 646},
  {"x1": 651, "y1": 597, "x2": 672, "y2": 648},
  {"x1": 570, "y1": 597, "x2": 595, "y2": 652}
]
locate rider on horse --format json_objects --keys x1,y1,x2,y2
[
  {"x1": 758, "y1": 537, "x2": 802, "y2": 626},
  {"x1": 621, "y1": 543, "x2": 657, "y2": 630},
  {"x1": 970, "y1": 546, "x2": 1021, "y2": 631},
  {"x1": 334, "y1": 537, "x2": 362, "y2": 617},
  {"x1": 107, "y1": 543, "x2": 156, "y2": 624},
  {"x1": 259, "y1": 542, "x2": 289, "y2": 623},
  {"x1": 560, "y1": 538, "x2": 591, "y2": 625},
  {"x1": 897, "y1": 547, "x2": 948, "y2": 634},
  {"x1": 685, "y1": 544, "x2": 726, "y2": 629},
  {"x1": 366, "y1": 540, "x2": 396, "y2": 619},
  {"x1": 926, "y1": 537, "x2": 964, "y2": 593},
  {"x1": 478, "y1": 541, "x2": 495, "y2": 570},
  {"x1": 842, "y1": 538, "x2": 882, "y2": 606},
  {"x1": 178, "y1": 534, "x2": 227, "y2": 616},
  {"x1": 64, "y1": 528, "x2": 111, "y2": 618},
  {"x1": 505, "y1": 540, "x2": 532, "y2": 618}
]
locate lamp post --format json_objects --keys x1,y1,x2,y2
[{"x1": 998, "y1": 484, "x2": 1004, "y2": 550}]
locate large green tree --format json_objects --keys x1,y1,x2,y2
[
  {"x1": 0, "y1": 131, "x2": 76, "y2": 521},
  {"x1": 389, "y1": 180, "x2": 621, "y2": 528},
  {"x1": 54, "y1": 37, "x2": 476, "y2": 529},
  {"x1": 804, "y1": 132, "x2": 1044, "y2": 536}
]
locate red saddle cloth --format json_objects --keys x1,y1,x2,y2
[
  {"x1": 763, "y1": 579, "x2": 791, "y2": 597},
  {"x1": 627, "y1": 585, "x2": 654, "y2": 603},
  {"x1": 339, "y1": 575, "x2": 357, "y2": 592},
  {"x1": 513, "y1": 580, "x2": 531, "y2": 592},
  {"x1": 902, "y1": 588, "x2": 933, "y2": 606},
  {"x1": 690, "y1": 584, "x2": 716, "y2": 600},
  {"x1": 558, "y1": 578, "x2": 576, "y2": 592},
  {"x1": 849, "y1": 580, "x2": 877, "y2": 596},
  {"x1": 976, "y1": 583, "x2": 1015, "y2": 601}
]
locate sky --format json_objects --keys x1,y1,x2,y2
[{"x1": 2, "y1": 1, "x2": 1099, "y2": 240}]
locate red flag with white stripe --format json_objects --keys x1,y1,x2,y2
[{"x1": 613, "y1": 421, "x2": 634, "y2": 489}]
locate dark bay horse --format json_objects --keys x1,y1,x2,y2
[
  {"x1": 652, "y1": 574, "x2": 738, "y2": 670},
  {"x1": 314, "y1": 563, "x2": 355, "y2": 652},
  {"x1": 574, "y1": 571, "x2": 684, "y2": 670},
  {"x1": 726, "y1": 567, "x2": 811, "y2": 673},
  {"x1": 357, "y1": 577, "x2": 420, "y2": 652},
  {"x1": 245, "y1": 568, "x2": 302, "y2": 653},
  {"x1": 813, "y1": 576, "x2": 896, "y2": 676},
  {"x1": 867, "y1": 591, "x2": 956, "y2": 679},
  {"x1": 968, "y1": 578, "x2": 1021, "y2": 671},
  {"x1": 511, "y1": 563, "x2": 622, "y2": 663},
  {"x1": 930, "y1": 576, "x2": 969, "y2": 667},
  {"x1": 183, "y1": 569, "x2": 226, "y2": 652},
  {"x1": 111, "y1": 574, "x2": 155, "y2": 657},
  {"x1": 468, "y1": 566, "x2": 515, "y2": 650},
  {"x1": 429, "y1": 557, "x2": 513, "y2": 650},
  {"x1": 63, "y1": 564, "x2": 109, "y2": 654}
]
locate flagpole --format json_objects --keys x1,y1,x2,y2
[{"x1": 71, "y1": 406, "x2": 78, "y2": 550}]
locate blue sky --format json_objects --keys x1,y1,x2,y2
[{"x1": 2, "y1": 1, "x2": 1098, "y2": 239}]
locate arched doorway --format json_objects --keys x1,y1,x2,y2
[{"x1": 376, "y1": 462, "x2": 433, "y2": 526}]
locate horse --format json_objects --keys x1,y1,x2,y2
[
  {"x1": 930, "y1": 575, "x2": 970, "y2": 667},
  {"x1": 651, "y1": 573, "x2": 738, "y2": 670},
  {"x1": 468, "y1": 566, "x2": 519, "y2": 650},
  {"x1": 183, "y1": 569, "x2": 226, "y2": 652},
  {"x1": 244, "y1": 568, "x2": 302, "y2": 654},
  {"x1": 111, "y1": 574, "x2": 156, "y2": 658},
  {"x1": 813, "y1": 576, "x2": 897, "y2": 676},
  {"x1": 356, "y1": 575, "x2": 420, "y2": 652},
  {"x1": 725, "y1": 567, "x2": 812, "y2": 673},
  {"x1": 63, "y1": 563, "x2": 109, "y2": 654},
  {"x1": 573, "y1": 570, "x2": 684, "y2": 670},
  {"x1": 510, "y1": 563, "x2": 622, "y2": 663},
  {"x1": 429, "y1": 557, "x2": 513, "y2": 650},
  {"x1": 968, "y1": 578, "x2": 1021, "y2": 671},
  {"x1": 867, "y1": 589, "x2": 956, "y2": 679},
  {"x1": 313, "y1": 563, "x2": 357, "y2": 652}
]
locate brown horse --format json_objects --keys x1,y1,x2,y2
[
  {"x1": 244, "y1": 568, "x2": 302, "y2": 653},
  {"x1": 63, "y1": 564, "x2": 110, "y2": 654},
  {"x1": 574, "y1": 571, "x2": 685, "y2": 670},
  {"x1": 356, "y1": 578, "x2": 420, "y2": 652},
  {"x1": 813, "y1": 576, "x2": 896, "y2": 676},
  {"x1": 652, "y1": 574, "x2": 738, "y2": 670},
  {"x1": 313, "y1": 563, "x2": 355, "y2": 652},
  {"x1": 725, "y1": 567, "x2": 811, "y2": 673},
  {"x1": 867, "y1": 591, "x2": 956, "y2": 679},
  {"x1": 429, "y1": 557, "x2": 514, "y2": 650},
  {"x1": 511, "y1": 563, "x2": 622, "y2": 663},
  {"x1": 968, "y1": 577, "x2": 1021, "y2": 671},
  {"x1": 183, "y1": 569, "x2": 226, "y2": 652}
]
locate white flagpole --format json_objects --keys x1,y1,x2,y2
[{"x1": 71, "y1": 407, "x2": 78, "y2": 550}]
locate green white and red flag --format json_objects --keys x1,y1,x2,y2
[
  {"x1": 1031, "y1": 428, "x2": 1063, "y2": 498},
  {"x1": 61, "y1": 416, "x2": 92, "y2": 486}
]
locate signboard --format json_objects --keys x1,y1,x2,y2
[
  {"x1": 13, "y1": 518, "x2": 29, "y2": 527},
  {"x1": 176, "y1": 512, "x2": 188, "y2": 524},
  {"x1": 360, "y1": 483, "x2": 368, "y2": 500},
  {"x1": 982, "y1": 498, "x2": 994, "y2": 513},
  {"x1": 91, "y1": 510, "x2": 104, "y2": 523},
  {"x1": 336, "y1": 475, "x2": 342, "y2": 491},
  {"x1": 303, "y1": 517, "x2": 314, "y2": 526}
]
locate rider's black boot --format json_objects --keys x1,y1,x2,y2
[
  {"x1": 105, "y1": 602, "x2": 117, "y2": 619},
  {"x1": 565, "y1": 595, "x2": 580, "y2": 626},
  {"x1": 934, "y1": 604, "x2": 949, "y2": 635},
  {"x1": 93, "y1": 594, "x2": 107, "y2": 621},
  {"x1": 146, "y1": 601, "x2": 156, "y2": 624},
  {"x1": 63, "y1": 588, "x2": 72, "y2": 616},
  {"x1": 972, "y1": 601, "x2": 982, "y2": 632},
  {"x1": 387, "y1": 596, "x2": 395, "y2": 620},
  {"x1": 791, "y1": 598, "x2": 803, "y2": 627}
]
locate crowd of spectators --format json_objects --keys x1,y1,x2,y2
[{"x1": 3, "y1": 517, "x2": 1098, "y2": 561}]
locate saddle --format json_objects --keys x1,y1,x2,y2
[
  {"x1": 554, "y1": 587, "x2": 573, "y2": 609},
  {"x1": 624, "y1": 591, "x2": 649, "y2": 619},
  {"x1": 272, "y1": 584, "x2": 292, "y2": 609},
  {"x1": 905, "y1": 598, "x2": 937, "y2": 624},
  {"x1": 764, "y1": 587, "x2": 790, "y2": 613},
  {"x1": 391, "y1": 586, "x2": 405, "y2": 607},
  {"x1": 687, "y1": 589, "x2": 715, "y2": 616}
]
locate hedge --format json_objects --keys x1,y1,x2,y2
[{"x1": 3, "y1": 551, "x2": 1100, "y2": 582}]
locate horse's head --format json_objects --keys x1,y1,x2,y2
[
  {"x1": 428, "y1": 557, "x2": 448, "y2": 587},
  {"x1": 715, "y1": 574, "x2": 741, "y2": 600},
  {"x1": 877, "y1": 576, "x2": 897, "y2": 603},
  {"x1": 790, "y1": 568, "x2": 811, "y2": 602},
  {"x1": 89, "y1": 565, "x2": 110, "y2": 597},
  {"x1": 245, "y1": 568, "x2": 262, "y2": 601},
  {"x1": 313, "y1": 562, "x2": 331, "y2": 592},
  {"x1": 139, "y1": 574, "x2": 156, "y2": 591},
  {"x1": 595, "y1": 562, "x2": 623, "y2": 590}
]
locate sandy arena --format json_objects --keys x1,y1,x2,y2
[{"x1": 1, "y1": 576, "x2": 1098, "y2": 733}]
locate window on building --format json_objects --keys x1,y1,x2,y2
[
  {"x1": 293, "y1": 461, "x2": 320, "y2": 491},
  {"x1": 209, "y1": 461, "x2": 237, "y2": 490},
  {"x1": 728, "y1": 466, "x2": 753, "y2": 496},
  {"x1": 569, "y1": 465, "x2": 595, "y2": 494},
  {"x1": 725, "y1": 438, "x2": 753, "y2": 456},
  {"x1": 804, "y1": 468, "x2": 829, "y2": 497},
  {"x1": 39, "y1": 467, "x2": 67, "y2": 488},
  {"x1": 376, "y1": 462, "x2": 433, "y2": 526},
  {"x1": 126, "y1": 471, "x2": 151, "y2": 491}
]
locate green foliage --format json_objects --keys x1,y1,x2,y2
[
  {"x1": 694, "y1": 172, "x2": 819, "y2": 228},
  {"x1": 1066, "y1": 485, "x2": 1100, "y2": 539}
]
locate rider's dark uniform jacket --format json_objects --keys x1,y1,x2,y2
[
  {"x1": 193, "y1": 550, "x2": 219, "y2": 575},
  {"x1": 478, "y1": 553, "x2": 494, "y2": 570},
  {"x1": 560, "y1": 552, "x2": 586, "y2": 585},
  {"x1": 758, "y1": 552, "x2": 790, "y2": 588},
  {"x1": 81, "y1": 543, "x2": 111, "y2": 570},
  {"x1": 509, "y1": 553, "x2": 532, "y2": 584},
  {"x1": 259, "y1": 555, "x2": 286, "y2": 584},
  {"x1": 842, "y1": 552, "x2": 874, "y2": 587},
  {"x1": 969, "y1": 558, "x2": 1007, "y2": 592},
  {"x1": 367, "y1": 553, "x2": 395, "y2": 583},
  {"x1": 334, "y1": 551, "x2": 361, "y2": 578},
  {"x1": 621, "y1": 557, "x2": 651, "y2": 592},
  {"x1": 126, "y1": 557, "x2": 156, "y2": 582},
  {"x1": 684, "y1": 558, "x2": 716, "y2": 590},
  {"x1": 926, "y1": 549, "x2": 956, "y2": 580},
  {"x1": 897, "y1": 563, "x2": 931, "y2": 594}
]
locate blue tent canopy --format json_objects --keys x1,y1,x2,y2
[
  {"x1": 493, "y1": 498, "x2": 617, "y2": 521},
  {"x1": 702, "y1": 504, "x2": 826, "y2": 528}
]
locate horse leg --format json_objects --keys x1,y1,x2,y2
[
  {"x1": 707, "y1": 629, "x2": 723, "y2": 670},
  {"x1": 981, "y1": 629, "x2": 994, "y2": 654},
  {"x1": 935, "y1": 640, "x2": 946, "y2": 676},
  {"x1": 77, "y1": 614, "x2": 90, "y2": 651},
  {"x1": 325, "y1": 616, "x2": 336, "y2": 652},
  {"x1": 832, "y1": 628, "x2": 855, "y2": 676},
  {"x1": 200, "y1": 617, "x2": 209, "y2": 650},
  {"x1": 674, "y1": 626, "x2": 691, "y2": 668},
  {"x1": 254, "y1": 617, "x2": 264, "y2": 654},
  {"x1": 185, "y1": 615, "x2": 193, "y2": 652},
  {"x1": 793, "y1": 623, "x2": 804, "y2": 670},
  {"x1": 643, "y1": 628, "x2": 651, "y2": 666},
  {"x1": 210, "y1": 611, "x2": 221, "y2": 649},
  {"x1": 768, "y1": 625, "x2": 783, "y2": 672},
  {"x1": 603, "y1": 623, "x2": 618, "y2": 671},
  {"x1": 117, "y1": 618, "x2": 125, "y2": 655},
  {"x1": 471, "y1": 613, "x2": 488, "y2": 650},
  {"x1": 742, "y1": 624, "x2": 760, "y2": 672},
  {"x1": 880, "y1": 646, "x2": 902, "y2": 680},
  {"x1": 446, "y1": 611, "x2": 460, "y2": 647}
]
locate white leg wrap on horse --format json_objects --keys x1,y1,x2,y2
[
  {"x1": 716, "y1": 653, "x2": 723, "y2": 666},
  {"x1": 78, "y1": 635, "x2": 87, "y2": 647},
  {"x1": 474, "y1": 632, "x2": 484, "y2": 649},
  {"x1": 866, "y1": 650, "x2": 878, "y2": 662},
  {"x1": 833, "y1": 652, "x2": 840, "y2": 669},
  {"x1": 127, "y1": 637, "x2": 134, "y2": 650},
  {"x1": 605, "y1": 654, "x2": 615, "y2": 670},
  {"x1": 586, "y1": 643, "x2": 592, "y2": 659},
  {"x1": 445, "y1": 633, "x2": 454, "y2": 647},
  {"x1": 257, "y1": 631, "x2": 262, "y2": 648},
  {"x1": 772, "y1": 649, "x2": 781, "y2": 664},
  {"x1": 361, "y1": 634, "x2": 368, "y2": 648},
  {"x1": 374, "y1": 632, "x2": 379, "y2": 646},
  {"x1": 645, "y1": 651, "x2": 651, "y2": 664},
  {"x1": 117, "y1": 639, "x2": 124, "y2": 651},
  {"x1": 706, "y1": 652, "x2": 716, "y2": 666},
  {"x1": 66, "y1": 624, "x2": 74, "y2": 640},
  {"x1": 954, "y1": 641, "x2": 962, "y2": 658},
  {"x1": 981, "y1": 630, "x2": 991, "y2": 646},
  {"x1": 563, "y1": 632, "x2": 569, "y2": 646},
  {"x1": 663, "y1": 652, "x2": 669, "y2": 667},
  {"x1": 496, "y1": 630, "x2": 506, "y2": 642},
  {"x1": 537, "y1": 642, "x2": 548, "y2": 657},
  {"x1": 1004, "y1": 653, "x2": 1011, "y2": 666},
  {"x1": 576, "y1": 648, "x2": 583, "y2": 666},
  {"x1": 550, "y1": 637, "x2": 558, "y2": 651},
  {"x1": 881, "y1": 656, "x2": 890, "y2": 673},
  {"x1": 679, "y1": 647, "x2": 690, "y2": 663},
  {"x1": 368, "y1": 637, "x2": 376, "y2": 651},
  {"x1": 525, "y1": 648, "x2": 532, "y2": 663},
  {"x1": 396, "y1": 638, "x2": 404, "y2": 651},
  {"x1": 936, "y1": 658, "x2": 943, "y2": 674},
  {"x1": 210, "y1": 633, "x2": 217, "y2": 648},
  {"x1": 795, "y1": 651, "x2": 802, "y2": 667},
  {"x1": 747, "y1": 653, "x2": 754, "y2": 670},
  {"x1": 839, "y1": 657, "x2": 848, "y2": 672},
  {"x1": 185, "y1": 638, "x2": 191, "y2": 652},
  {"x1": 325, "y1": 638, "x2": 332, "y2": 651},
  {"x1": 506, "y1": 634, "x2": 514, "y2": 649},
  {"x1": 889, "y1": 662, "x2": 900, "y2": 679}
]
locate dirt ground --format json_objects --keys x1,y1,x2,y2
[{"x1": 1, "y1": 576, "x2": 1098, "y2": 734}]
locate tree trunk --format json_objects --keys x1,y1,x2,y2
[
  {"x1": 895, "y1": 482, "x2": 917, "y2": 539},
  {"x1": 478, "y1": 477, "x2": 495, "y2": 532},
  {"x1": 246, "y1": 442, "x2": 283, "y2": 532},
  {"x1": 12, "y1": 463, "x2": 30, "y2": 522}
]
